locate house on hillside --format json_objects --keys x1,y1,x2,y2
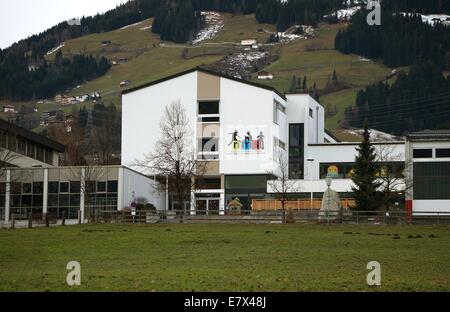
[
  {"x1": 3, "y1": 105, "x2": 16, "y2": 113},
  {"x1": 120, "y1": 80, "x2": 132, "y2": 87},
  {"x1": 257, "y1": 71, "x2": 274, "y2": 80},
  {"x1": 241, "y1": 39, "x2": 257, "y2": 46},
  {"x1": 54, "y1": 94, "x2": 64, "y2": 103}
]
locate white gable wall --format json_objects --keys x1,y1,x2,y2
[{"x1": 121, "y1": 72, "x2": 198, "y2": 171}]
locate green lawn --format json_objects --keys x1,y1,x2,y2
[{"x1": 0, "y1": 224, "x2": 448, "y2": 292}]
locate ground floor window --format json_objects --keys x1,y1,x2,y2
[{"x1": 413, "y1": 162, "x2": 450, "y2": 200}]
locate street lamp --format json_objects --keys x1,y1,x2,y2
[{"x1": 307, "y1": 157, "x2": 315, "y2": 210}]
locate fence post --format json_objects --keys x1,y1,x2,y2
[
  {"x1": 356, "y1": 211, "x2": 359, "y2": 224},
  {"x1": 45, "y1": 213, "x2": 49, "y2": 228},
  {"x1": 28, "y1": 213, "x2": 32, "y2": 229},
  {"x1": 62, "y1": 211, "x2": 66, "y2": 226},
  {"x1": 11, "y1": 213, "x2": 15, "y2": 229},
  {"x1": 78, "y1": 210, "x2": 81, "y2": 225}
]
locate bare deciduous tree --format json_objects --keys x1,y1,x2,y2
[
  {"x1": 375, "y1": 144, "x2": 412, "y2": 211},
  {"x1": 267, "y1": 152, "x2": 298, "y2": 223},
  {"x1": 133, "y1": 100, "x2": 205, "y2": 214},
  {"x1": 67, "y1": 165, "x2": 105, "y2": 222}
]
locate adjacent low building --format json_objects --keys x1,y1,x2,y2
[{"x1": 0, "y1": 120, "x2": 163, "y2": 224}]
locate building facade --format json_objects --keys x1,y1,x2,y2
[
  {"x1": 405, "y1": 130, "x2": 450, "y2": 214},
  {"x1": 122, "y1": 67, "x2": 406, "y2": 213}
]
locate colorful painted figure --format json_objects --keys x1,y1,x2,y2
[{"x1": 257, "y1": 131, "x2": 265, "y2": 150}]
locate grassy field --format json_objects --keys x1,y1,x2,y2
[{"x1": 0, "y1": 224, "x2": 448, "y2": 292}]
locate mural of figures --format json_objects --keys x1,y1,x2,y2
[{"x1": 227, "y1": 127, "x2": 266, "y2": 153}]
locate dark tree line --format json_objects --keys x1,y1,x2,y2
[
  {"x1": 335, "y1": 8, "x2": 450, "y2": 68},
  {"x1": 382, "y1": 0, "x2": 450, "y2": 14},
  {"x1": 344, "y1": 62, "x2": 450, "y2": 135},
  {"x1": 0, "y1": 50, "x2": 110, "y2": 101}
]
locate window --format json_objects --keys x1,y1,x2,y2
[
  {"x1": 107, "y1": 181, "x2": 118, "y2": 193},
  {"x1": 309, "y1": 108, "x2": 313, "y2": 118},
  {"x1": 60, "y1": 182, "x2": 69, "y2": 193},
  {"x1": 414, "y1": 162, "x2": 450, "y2": 199},
  {"x1": 70, "y1": 181, "x2": 80, "y2": 193},
  {"x1": 436, "y1": 148, "x2": 450, "y2": 158},
  {"x1": 273, "y1": 101, "x2": 285, "y2": 124},
  {"x1": 97, "y1": 181, "x2": 106, "y2": 193},
  {"x1": 225, "y1": 175, "x2": 268, "y2": 190},
  {"x1": 26, "y1": 142, "x2": 35, "y2": 158},
  {"x1": 413, "y1": 149, "x2": 432, "y2": 158},
  {"x1": 36, "y1": 145, "x2": 44, "y2": 162},
  {"x1": 289, "y1": 124, "x2": 304, "y2": 179},
  {"x1": 48, "y1": 182, "x2": 59, "y2": 194},
  {"x1": 17, "y1": 137, "x2": 26, "y2": 155},
  {"x1": 8, "y1": 133, "x2": 17, "y2": 152},
  {"x1": 199, "y1": 138, "x2": 219, "y2": 153},
  {"x1": 32, "y1": 182, "x2": 43, "y2": 194},
  {"x1": 22, "y1": 183, "x2": 32, "y2": 194},
  {"x1": 273, "y1": 103, "x2": 278, "y2": 124},
  {"x1": 198, "y1": 101, "x2": 219, "y2": 122},
  {"x1": 198, "y1": 101, "x2": 219, "y2": 115}
]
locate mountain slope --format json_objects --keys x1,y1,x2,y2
[{"x1": 1, "y1": 13, "x2": 393, "y2": 141}]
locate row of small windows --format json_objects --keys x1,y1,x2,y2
[
  {"x1": 413, "y1": 148, "x2": 450, "y2": 159},
  {"x1": 0, "y1": 130, "x2": 54, "y2": 165},
  {"x1": 0, "y1": 181, "x2": 118, "y2": 195}
]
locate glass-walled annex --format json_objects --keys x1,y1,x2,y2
[{"x1": 0, "y1": 166, "x2": 120, "y2": 221}]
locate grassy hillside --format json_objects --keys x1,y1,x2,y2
[{"x1": 2, "y1": 14, "x2": 396, "y2": 138}]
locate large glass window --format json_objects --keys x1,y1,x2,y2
[
  {"x1": 198, "y1": 101, "x2": 219, "y2": 115},
  {"x1": 289, "y1": 124, "x2": 304, "y2": 179},
  {"x1": 414, "y1": 162, "x2": 450, "y2": 199}
]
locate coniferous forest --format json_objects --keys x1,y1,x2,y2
[{"x1": 335, "y1": 4, "x2": 450, "y2": 135}]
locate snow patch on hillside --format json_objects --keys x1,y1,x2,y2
[
  {"x1": 343, "y1": 129, "x2": 401, "y2": 142},
  {"x1": 325, "y1": 6, "x2": 361, "y2": 21},
  {"x1": 139, "y1": 25, "x2": 152, "y2": 31},
  {"x1": 46, "y1": 43, "x2": 65, "y2": 56},
  {"x1": 400, "y1": 13, "x2": 450, "y2": 26},
  {"x1": 120, "y1": 21, "x2": 143, "y2": 30},
  {"x1": 192, "y1": 12, "x2": 224, "y2": 45}
]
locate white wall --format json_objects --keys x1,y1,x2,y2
[
  {"x1": 219, "y1": 77, "x2": 285, "y2": 175},
  {"x1": 121, "y1": 72, "x2": 198, "y2": 171},
  {"x1": 413, "y1": 200, "x2": 450, "y2": 214},
  {"x1": 306, "y1": 143, "x2": 405, "y2": 180},
  {"x1": 121, "y1": 167, "x2": 165, "y2": 211}
]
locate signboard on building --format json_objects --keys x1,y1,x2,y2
[{"x1": 226, "y1": 126, "x2": 267, "y2": 154}]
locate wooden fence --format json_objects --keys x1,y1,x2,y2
[{"x1": 251, "y1": 198, "x2": 355, "y2": 211}]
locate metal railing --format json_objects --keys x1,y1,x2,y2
[
  {"x1": 3, "y1": 207, "x2": 449, "y2": 226},
  {"x1": 91, "y1": 209, "x2": 450, "y2": 225}
]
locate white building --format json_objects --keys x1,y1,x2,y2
[
  {"x1": 405, "y1": 130, "x2": 450, "y2": 214},
  {"x1": 121, "y1": 67, "x2": 405, "y2": 213},
  {"x1": 241, "y1": 39, "x2": 257, "y2": 46},
  {"x1": 257, "y1": 71, "x2": 274, "y2": 80}
]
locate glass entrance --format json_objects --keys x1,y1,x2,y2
[{"x1": 195, "y1": 197, "x2": 220, "y2": 215}]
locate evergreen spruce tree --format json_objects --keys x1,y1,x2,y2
[
  {"x1": 302, "y1": 76, "x2": 307, "y2": 91},
  {"x1": 289, "y1": 75, "x2": 298, "y2": 93},
  {"x1": 351, "y1": 122, "x2": 381, "y2": 211}
]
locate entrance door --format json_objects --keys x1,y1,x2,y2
[{"x1": 195, "y1": 197, "x2": 220, "y2": 215}]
